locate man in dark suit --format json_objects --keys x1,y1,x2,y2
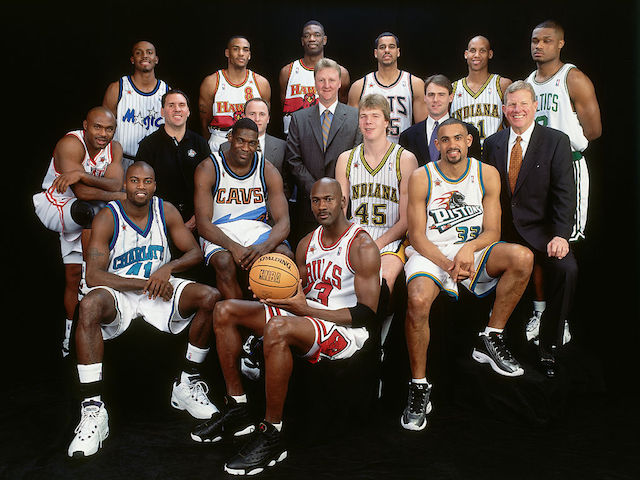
[
  {"x1": 482, "y1": 80, "x2": 577, "y2": 378},
  {"x1": 399, "y1": 74, "x2": 481, "y2": 166},
  {"x1": 285, "y1": 58, "x2": 362, "y2": 242}
]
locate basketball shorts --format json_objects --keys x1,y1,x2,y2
[
  {"x1": 88, "y1": 277, "x2": 195, "y2": 340},
  {"x1": 404, "y1": 242, "x2": 502, "y2": 299},
  {"x1": 207, "y1": 128, "x2": 230, "y2": 153},
  {"x1": 361, "y1": 225, "x2": 406, "y2": 261},
  {"x1": 201, "y1": 220, "x2": 273, "y2": 265},
  {"x1": 263, "y1": 304, "x2": 370, "y2": 364},
  {"x1": 570, "y1": 155, "x2": 588, "y2": 242}
]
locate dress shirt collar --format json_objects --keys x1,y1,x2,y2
[
  {"x1": 509, "y1": 121, "x2": 535, "y2": 147},
  {"x1": 319, "y1": 100, "x2": 338, "y2": 118},
  {"x1": 426, "y1": 114, "x2": 449, "y2": 139}
]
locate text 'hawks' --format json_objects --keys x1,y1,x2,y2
[{"x1": 351, "y1": 183, "x2": 399, "y2": 204}]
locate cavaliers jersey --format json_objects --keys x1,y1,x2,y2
[
  {"x1": 283, "y1": 59, "x2": 318, "y2": 134},
  {"x1": 424, "y1": 157, "x2": 485, "y2": 248},
  {"x1": 450, "y1": 74, "x2": 505, "y2": 145},
  {"x1": 106, "y1": 196, "x2": 170, "y2": 279},
  {"x1": 114, "y1": 75, "x2": 168, "y2": 158},
  {"x1": 526, "y1": 64, "x2": 589, "y2": 153},
  {"x1": 303, "y1": 223, "x2": 363, "y2": 309},
  {"x1": 209, "y1": 150, "x2": 268, "y2": 225},
  {"x1": 361, "y1": 71, "x2": 414, "y2": 143},
  {"x1": 345, "y1": 142, "x2": 403, "y2": 253}
]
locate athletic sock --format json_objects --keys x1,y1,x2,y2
[
  {"x1": 78, "y1": 363, "x2": 103, "y2": 401},
  {"x1": 533, "y1": 300, "x2": 546, "y2": 315},
  {"x1": 482, "y1": 326, "x2": 504, "y2": 335},
  {"x1": 180, "y1": 344, "x2": 210, "y2": 381},
  {"x1": 231, "y1": 394, "x2": 247, "y2": 404},
  {"x1": 411, "y1": 377, "x2": 429, "y2": 385}
]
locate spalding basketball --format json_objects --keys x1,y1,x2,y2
[{"x1": 249, "y1": 253, "x2": 300, "y2": 300}]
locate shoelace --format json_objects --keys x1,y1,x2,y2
[
  {"x1": 75, "y1": 406, "x2": 103, "y2": 439},
  {"x1": 408, "y1": 385, "x2": 428, "y2": 414},
  {"x1": 526, "y1": 315, "x2": 541, "y2": 332},
  {"x1": 488, "y1": 333, "x2": 514, "y2": 361},
  {"x1": 189, "y1": 380, "x2": 211, "y2": 405}
]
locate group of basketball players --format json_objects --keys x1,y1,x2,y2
[{"x1": 32, "y1": 17, "x2": 601, "y2": 476}]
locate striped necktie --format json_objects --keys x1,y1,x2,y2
[{"x1": 322, "y1": 109, "x2": 333, "y2": 151}]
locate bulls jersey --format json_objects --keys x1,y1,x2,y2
[
  {"x1": 303, "y1": 223, "x2": 363, "y2": 309},
  {"x1": 209, "y1": 150, "x2": 268, "y2": 225},
  {"x1": 361, "y1": 71, "x2": 414, "y2": 143},
  {"x1": 105, "y1": 196, "x2": 170, "y2": 279},
  {"x1": 345, "y1": 142, "x2": 403, "y2": 253},
  {"x1": 450, "y1": 74, "x2": 505, "y2": 145},
  {"x1": 283, "y1": 59, "x2": 318, "y2": 134},
  {"x1": 424, "y1": 157, "x2": 485, "y2": 248},
  {"x1": 114, "y1": 75, "x2": 168, "y2": 158},
  {"x1": 526, "y1": 64, "x2": 588, "y2": 153}
]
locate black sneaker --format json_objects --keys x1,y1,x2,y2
[
  {"x1": 472, "y1": 332, "x2": 524, "y2": 377},
  {"x1": 190, "y1": 396, "x2": 254, "y2": 443},
  {"x1": 400, "y1": 382, "x2": 432, "y2": 431},
  {"x1": 224, "y1": 421, "x2": 287, "y2": 475}
]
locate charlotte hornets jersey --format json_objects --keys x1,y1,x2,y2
[
  {"x1": 106, "y1": 196, "x2": 170, "y2": 279},
  {"x1": 361, "y1": 71, "x2": 414, "y2": 143},
  {"x1": 345, "y1": 142, "x2": 403, "y2": 252},
  {"x1": 526, "y1": 64, "x2": 589, "y2": 153},
  {"x1": 303, "y1": 223, "x2": 363, "y2": 309},
  {"x1": 209, "y1": 150, "x2": 268, "y2": 225},
  {"x1": 424, "y1": 158, "x2": 485, "y2": 248},
  {"x1": 450, "y1": 74, "x2": 505, "y2": 145},
  {"x1": 114, "y1": 76, "x2": 168, "y2": 158},
  {"x1": 283, "y1": 59, "x2": 318, "y2": 134}
]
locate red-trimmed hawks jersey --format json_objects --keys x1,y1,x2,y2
[
  {"x1": 209, "y1": 69, "x2": 261, "y2": 130},
  {"x1": 282, "y1": 59, "x2": 318, "y2": 134}
]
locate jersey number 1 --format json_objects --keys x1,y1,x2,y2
[{"x1": 126, "y1": 261, "x2": 152, "y2": 279}]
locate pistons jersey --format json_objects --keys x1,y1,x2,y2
[
  {"x1": 361, "y1": 71, "x2": 414, "y2": 143},
  {"x1": 345, "y1": 142, "x2": 403, "y2": 251},
  {"x1": 114, "y1": 75, "x2": 168, "y2": 158},
  {"x1": 424, "y1": 157, "x2": 485, "y2": 248},
  {"x1": 106, "y1": 197, "x2": 170, "y2": 279},
  {"x1": 210, "y1": 69, "x2": 261, "y2": 132},
  {"x1": 209, "y1": 150, "x2": 268, "y2": 225},
  {"x1": 450, "y1": 74, "x2": 505, "y2": 145},
  {"x1": 526, "y1": 64, "x2": 588, "y2": 153},
  {"x1": 283, "y1": 59, "x2": 318, "y2": 134},
  {"x1": 303, "y1": 223, "x2": 363, "y2": 309}
]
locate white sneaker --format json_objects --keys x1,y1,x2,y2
[
  {"x1": 171, "y1": 376, "x2": 218, "y2": 419},
  {"x1": 68, "y1": 400, "x2": 109, "y2": 458},
  {"x1": 525, "y1": 311, "x2": 542, "y2": 343}
]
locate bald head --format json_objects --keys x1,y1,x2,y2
[
  {"x1": 311, "y1": 177, "x2": 342, "y2": 197},
  {"x1": 86, "y1": 106, "x2": 115, "y2": 124},
  {"x1": 468, "y1": 35, "x2": 490, "y2": 50},
  {"x1": 83, "y1": 107, "x2": 116, "y2": 151},
  {"x1": 127, "y1": 160, "x2": 155, "y2": 179}
]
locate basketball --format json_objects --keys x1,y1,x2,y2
[{"x1": 249, "y1": 253, "x2": 300, "y2": 300}]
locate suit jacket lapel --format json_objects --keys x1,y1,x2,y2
[{"x1": 513, "y1": 124, "x2": 540, "y2": 195}]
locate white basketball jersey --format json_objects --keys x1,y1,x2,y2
[
  {"x1": 303, "y1": 223, "x2": 363, "y2": 309},
  {"x1": 209, "y1": 70, "x2": 261, "y2": 132},
  {"x1": 41, "y1": 130, "x2": 114, "y2": 203},
  {"x1": 526, "y1": 64, "x2": 588, "y2": 153},
  {"x1": 283, "y1": 59, "x2": 318, "y2": 134},
  {"x1": 345, "y1": 142, "x2": 403, "y2": 248},
  {"x1": 106, "y1": 196, "x2": 170, "y2": 279},
  {"x1": 450, "y1": 74, "x2": 505, "y2": 145},
  {"x1": 209, "y1": 150, "x2": 268, "y2": 225},
  {"x1": 361, "y1": 71, "x2": 413, "y2": 143},
  {"x1": 114, "y1": 75, "x2": 168, "y2": 158},
  {"x1": 424, "y1": 157, "x2": 485, "y2": 248}
]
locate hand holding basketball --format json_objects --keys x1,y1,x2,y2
[{"x1": 249, "y1": 253, "x2": 300, "y2": 300}]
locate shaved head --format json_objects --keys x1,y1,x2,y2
[
  {"x1": 127, "y1": 160, "x2": 155, "y2": 178},
  {"x1": 311, "y1": 177, "x2": 342, "y2": 197},
  {"x1": 468, "y1": 35, "x2": 491, "y2": 50},
  {"x1": 132, "y1": 40, "x2": 156, "y2": 55},
  {"x1": 86, "y1": 106, "x2": 115, "y2": 123}
]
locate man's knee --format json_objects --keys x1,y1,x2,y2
[
  {"x1": 406, "y1": 288, "x2": 435, "y2": 328},
  {"x1": 192, "y1": 284, "x2": 221, "y2": 311},
  {"x1": 263, "y1": 316, "x2": 290, "y2": 346},
  {"x1": 78, "y1": 291, "x2": 111, "y2": 326},
  {"x1": 510, "y1": 245, "x2": 534, "y2": 276},
  {"x1": 213, "y1": 300, "x2": 239, "y2": 332},
  {"x1": 211, "y1": 251, "x2": 237, "y2": 277}
]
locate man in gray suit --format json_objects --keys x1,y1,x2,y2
[{"x1": 286, "y1": 58, "x2": 362, "y2": 243}]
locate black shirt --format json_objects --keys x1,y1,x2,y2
[{"x1": 136, "y1": 127, "x2": 211, "y2": 221}]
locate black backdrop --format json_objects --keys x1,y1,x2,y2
[{"x1": 5, "y1": 1, "x2": 639, "y2": 391}]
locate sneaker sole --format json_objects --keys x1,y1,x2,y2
[
  {"x1": 400, "y1": 402, "x2": 432, "y2": 431},
  {"x1": 170, "y1": 394, "x2": 218, "y2": 420},
  {"x1": 224, "y1": 450, "x2": 288, "y2": 475},
  {"x1": 471, "y1": 350, "x2": 524, "y2": 377},
  {"x1": 191, "y1": 424, "x2": 255, "y2": 443}
]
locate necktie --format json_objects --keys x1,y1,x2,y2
[
  {"x1": 428, "y1": 120, "x2": 439, "y2": 161},
  {"x1": 508, "y1": 136, "x2": 523, "y2": 192},
  {"x1": 322, "y1": 110, "x2": 333, "y2": 151}
]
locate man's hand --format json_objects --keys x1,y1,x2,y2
[
  {"x1": 262, "y1": 280, "x2": 307, "y2": 316},
  {"x1": 232, "y1": 243, "x2": 271, "y2": 270},
  {"x1": 143, "y1": 264, "x2": 173, "y2": 300},
  {"x1": 449, "y1": 243, "x2": 476, "y2": 282},
  {"x1": 547, "y1": 236, "x2": 569, "y2": 259},
  {"x1": 52, "y1": 170, "x2": 85, "y2": 193}
]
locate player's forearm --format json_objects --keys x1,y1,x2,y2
[
  {"x1": 79, "y1": 173, "x2": 123, "y2": 192},
  {"x1": 86, "y1": 269, "x2": 148, "y2": 291},
  {"x1": 262, "y1": 219, "x2": 290, "y2": 252},
  {"x1": 73, "y1": 184, "x2": 125, "y2": 202},
  {"x1": 302, "y1": 304, "x2": 354, "y2": 326},
  {"x1": 164, "y1": 247, "x2": 203, "y2": 274},
  {"x1": 199, "y1": 223, "x2": 242, "y2": 253},
  {"x1": 410, "y1": 235, "x2": 451, "y2": 271}
]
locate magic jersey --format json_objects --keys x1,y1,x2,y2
[
  {"x1": 526, "y1": 64, "x2": 588, "y2": 153},
  {"x1": 282, "y1": 59, "x2": 318, "y2": 134},
  {"x1": 303, "y1": 223, "x2": 363, "y2": 309},
  {"x1": 209, "y1": 150, "x2": 268, "y2": 225},
  {"x1": 114, "y1": 75, "x2": 168, "y2": 158},
  {"x1": 424, "y1": 157, "x2": 485, "y2": 248},
  {"x1": 450, "y1": 74, "x2": 505, "y2": 145},
  {"x1": 105, "y1": 196, "x2": 170, "y2": 279},
  {"x1": 361, "y1": 71, "x2": 414, "y2": 143},
  {"x1": 345, "y1": 142, "x2": 403, "y2": 252}
]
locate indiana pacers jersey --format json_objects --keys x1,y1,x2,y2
[
  {"x1": 361, "y1": 71, "x2": 414, "y2": 143},
  {"x1": 283, "y1": 59, "x2": 318, "y2": 135},
  {"x1": 106, "y1": 196, "x2": 170, "y2": 279},
  {"x1": 209, "y1": 150, "x2": 268, "y2": 225},
  {"x1": 303, "y1": 223, "x2": 363, "y2": 309},
  {"x1": 526, "y1": 64, "x2": 588, "y2": 153},
  {"x1": 208, "y1": 69, "x2": 262, "y2": 151},
  {"x1": 114, "y1": 76, "x2": 168, "y2": 159},
  {"x1": 450, "y1": 74, "x2": 505, "y2": 145},
  {"x1": 345, "y1": 142, "x2": 403, "y2": 254},
  {"x1": 424, "y1": 157, "x2": 485, "y2": 248}
]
